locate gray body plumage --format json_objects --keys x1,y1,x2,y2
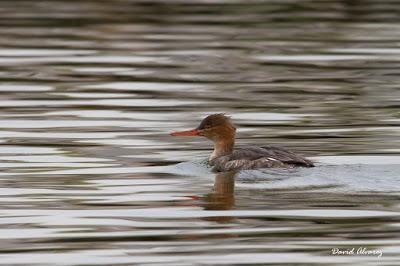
[{"x1": 210, "y1": 145, "x2": 314, "y2": 172}]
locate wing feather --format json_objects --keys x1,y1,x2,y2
[{"x1": 211, "y1": 145, "x2": 314, "y2": 172}]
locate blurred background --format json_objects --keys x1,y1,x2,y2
[{"x1": 0, "y1": 0, "x2": 399, "y2": 265}]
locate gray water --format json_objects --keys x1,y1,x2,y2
[{"x1": 0, "y1": 0, "x2": 400, "y2": 265}]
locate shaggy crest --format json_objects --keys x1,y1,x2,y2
[{"x1": 197, "y1": 113, "x2": 232, "y2": 130}]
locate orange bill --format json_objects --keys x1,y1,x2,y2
[{"x1": 170, "y1": 129, "x2": 200, "y2": 136}]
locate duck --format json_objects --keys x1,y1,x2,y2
[{"x1": 171, "y1": 113, "x2": 314, "y2": 172}]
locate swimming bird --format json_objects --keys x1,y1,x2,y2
[{"x1": 171, "y1": 114, "x2": 314, "y2": 172}]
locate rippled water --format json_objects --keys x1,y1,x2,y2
[{"x1": 1, "y1": 0, "x2": 400, "y2": 265}]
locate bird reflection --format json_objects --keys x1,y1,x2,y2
[{"x1": 203, "y1": 171, "x2": 237, "y2": 223}]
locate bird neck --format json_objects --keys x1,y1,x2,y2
[{"x1": 210, "y1": 137, "x2": 235, "y2": 161}]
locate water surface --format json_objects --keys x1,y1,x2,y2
[{"x1": 0, "y1": 0, "x2": 400, "y2": 265}]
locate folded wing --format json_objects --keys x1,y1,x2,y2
[{"x1": 211, "y1": 145, "x2": 314, "y2": 172}]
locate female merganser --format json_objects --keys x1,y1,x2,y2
[{"x1": 171, "y1": 114, "x2": 314, "y2": 172}]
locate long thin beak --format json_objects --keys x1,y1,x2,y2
[{"x1": 170, "y1": 129, "x2": 201, "y2": 136}]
